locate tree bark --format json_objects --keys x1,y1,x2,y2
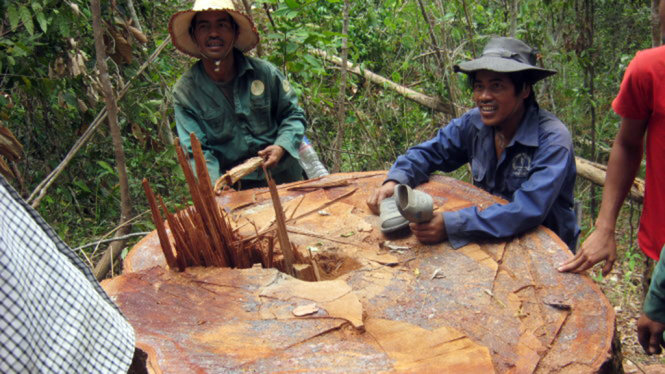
[{"x1": 90, "y1": 0, "x2": 132, "y2": 279}]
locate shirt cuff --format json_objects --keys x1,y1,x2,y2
[
  {"x1": 443, "y1": 211, "x2": 470, "y2": 249},
  {"x1": 385, "y1": 170, "x2": 411, "y2": 186},
  {"x1": 274, "y1": 136, "x2": 300, "y2": 160}
]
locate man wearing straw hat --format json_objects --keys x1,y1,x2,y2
[
  {"x1": 169, "y1": 0, "x2": 306, "y2": 188},
  {"x1": 367, "y1": 37, "x2": 580, "y2": 251}
]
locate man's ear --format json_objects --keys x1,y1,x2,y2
[{"x1": 519, "y1": 83, "x2": 531, "y2": 100}]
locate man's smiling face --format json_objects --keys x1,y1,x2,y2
[
  {"x1": 192, "y1": 11, "x2": 237, "y2": 61},
  {"x1": 472, "y1": 70, "x2": 530, "y2": 129}
]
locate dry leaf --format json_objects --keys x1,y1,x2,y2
[{"x1": 128, "y1": 25, "x2": 148, "y2": 44}]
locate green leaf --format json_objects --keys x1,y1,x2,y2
[
  {"x1": 73, "y1": 180, "x2": 92, "y2": 193},
  {"x1": 19, "y1": 6, "x2": 34, "y2": 35},
  {"x1": 7, "y1": 4, "x2": 19, "y2": 31},
  {"x1": 36, "y1": 12, "x2": 48, "y2": 33},
  {"x1": 97, "y1": 160, "x2": 115, "y2": 175},
  {"x1": 284, "y1": 0, "x2": 299, "y2": 9}
]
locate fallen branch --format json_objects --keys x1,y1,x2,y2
[
  {"x1": 575, "y1": 156, "x2": 644, "y2": 203},
  {"x1": 311, "y1": 49, "x2": 455, "y2": 116}
]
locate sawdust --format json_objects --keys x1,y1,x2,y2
[{"x1": 314, "y1": 251, "x2": 362, "y2": 280}]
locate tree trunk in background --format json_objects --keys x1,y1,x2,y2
[
  {"x1": 653, "y1": 0, "x2": 662, "y2": 47},
  {"x1": 417, "y1": 0, "x2": 458, "y2": 117},
  {"x1": 240, "y1": 0, "x2": 263, "y2": 57},
  {"x1": 460, "y1": 0, "x2": 477, "y2": 58},
  {"x1": 90, "y1": 0, "x2": 133, "y2": 279},
  {"x1": 576, "y1": 0, "x2": 597, "y2": 220},
  {"x1": 331, "y1": 0, "x2": 349, "y2": 172},
  {"x1": 435, "y1": 0, "x2": 461, "y2": 117},
  {"x1": 509, "y1": 0, "x2": 519, "y2": 37}
]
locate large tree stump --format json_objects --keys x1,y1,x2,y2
[{"x1": 105, "y1": 172, "x2": 616, "y2": 373}]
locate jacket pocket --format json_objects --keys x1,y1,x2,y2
[
  {"x1": 201, "y1": 108, "x2": 234, "y2": 144},
  {"x1": 246, "y1": 94, "x2": 272, "y2": 136}
]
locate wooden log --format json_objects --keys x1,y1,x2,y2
[
  {"x1": 293, "y1": 263, "x2": 318, "y2": 282},
  {"x1": 213, "y1": 156, "x2": 264, "y2": 192},
  {"x1": 117, "y1": 172, "x2": 617, "y2": 373},
  {"x1": 576, "y1": 156, "x2": 644, "y2": 203}
]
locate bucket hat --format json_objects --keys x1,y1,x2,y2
[
  {"x1": 454, "y1": 37, "x2": 556, "y2": 83},
  {"x1": 169, "y1": 0, "x2": 259, "y2": 58}
]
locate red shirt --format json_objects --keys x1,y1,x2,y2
[{"x1": 612, "y1": 45, "x2": 665, "y2": 260}]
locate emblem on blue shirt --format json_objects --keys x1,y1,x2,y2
[
  {"x1": 511, "y1": 153, "x2": 531, "y2": 177},
  {"x1": 251, "y1": 80, "x2": 265, "y2": 96}
]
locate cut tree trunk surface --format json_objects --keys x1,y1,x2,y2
[{"x1": 105, "y1": 171, "x2": 616, "y2": 373}]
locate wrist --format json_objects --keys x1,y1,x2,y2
[{"x1": 593, "y1": 220, "x2": 616, "y2": 233}]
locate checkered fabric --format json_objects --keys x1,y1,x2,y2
[{"x1": 0, "y1": 176, "x2": 135, "y2": 373}]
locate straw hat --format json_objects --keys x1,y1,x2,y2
[
  {"x1": 169, "y1": 0, "x2": 259, "y2": 58},
  {"x1": 454, "y1": 37, "x2": 556, "y2": 83}
]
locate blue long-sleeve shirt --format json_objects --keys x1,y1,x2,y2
[{"x1": 387, "y1": 105, "x2": 580, "y2": 250}]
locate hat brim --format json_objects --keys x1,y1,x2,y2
[
  {"x1": 454, "y1": 56, "x2": 556, "y2": 83},
  {"x1": 169, "y1": 8, "x2": 259, "y2": 58}
]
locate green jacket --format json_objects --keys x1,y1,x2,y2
[
  {"x1": 645, "y1": 249, "x2": 665, "y2": 323},
  {"x1": 173, "y1": 50, "x2": 306, "y2": 185}
]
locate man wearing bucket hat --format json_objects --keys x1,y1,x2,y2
[
  {"x1": 169, "y1": 0, "x2": 306, "y2": 188},
  {"x1": 367, "y1": 37, "x2": 579, "y2": 250}
]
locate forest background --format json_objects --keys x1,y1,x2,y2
[{"x1": 0, "y1": 0, "x2": 662, "y2": 369}]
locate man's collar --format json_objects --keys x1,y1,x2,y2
[
  {"x1": 233, "y1": 48, "x2": 253, "y2": 78},
  {"x1": 511, "y1": 105, "x2": 539, "y2": 147},
  {"x1": 194, "y1": 48, "x2": 253, "y2": 83}
]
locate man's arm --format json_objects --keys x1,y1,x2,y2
[
  {"x1": 558, "y1": 117, "x2": 647, "y2": 275},
  {"x1": 443, "y1": 139, "x2": 574, "y2": 249},
  {"x1": 270, "y1": 68, "x2": 306, "y2": 163},
  {"x1": 366, "y1": 116, "x2": 471, "y2": 215}
]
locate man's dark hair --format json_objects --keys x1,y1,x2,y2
[
  {"x1": 188, "y1": 12, "x2": 238, "y2": 40},
  {"x1": 467, "y1": 71, "x2": 537, "y2": 107}
]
